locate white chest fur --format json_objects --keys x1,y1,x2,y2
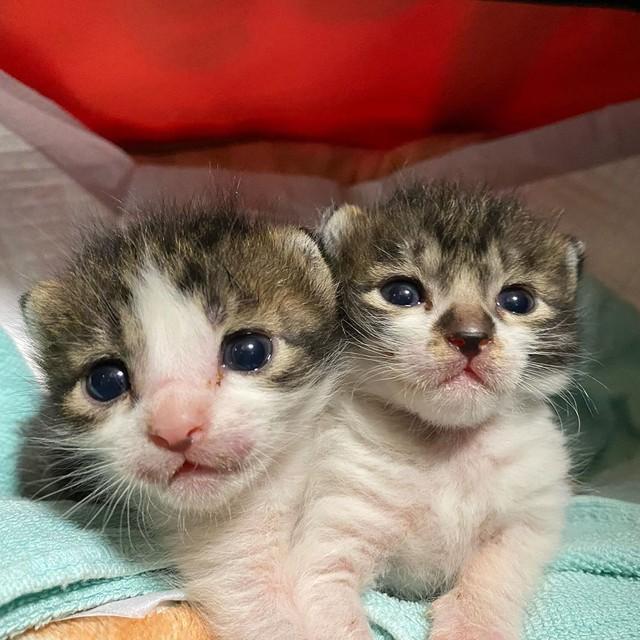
[{"x1": 312, "y1": 394, "x2": 570, "y2": 598}]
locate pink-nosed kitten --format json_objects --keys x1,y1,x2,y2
[{"x1": 19, "y1": 201, "x2": 341, "y2": 638}]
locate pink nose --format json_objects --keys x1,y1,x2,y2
[{"x1": 148, "y1": 384, "x2": 212, "y2": 453}]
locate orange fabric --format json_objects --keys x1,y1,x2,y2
[
  {"x1": 17, "y1": 603, "x2": 211, "y2": 640},
  {"x1": 1, "y1": 1, "x2": 639, "y2": 148}
]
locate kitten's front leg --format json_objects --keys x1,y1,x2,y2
[
  {"x1": 192, "y1": 553, "x2": 371, "y2": 640},
  {"x1": 289, "y1": 500, "x2": 406, "y2": 640},
  {"x1": 173, "y1": 520, "x2": 306, "y2": 640},
  {"x1": 189, "y1": 565, "x2": 304, "y2": 640},
  {"x1": 429, "y1": 519, "x2": 563, "y2": 640},
  {"x1": 293, "y1": 558, "x2": 374, "y2": 640}
]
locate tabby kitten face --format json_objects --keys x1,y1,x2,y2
[
  {"x1": 321, "y1": 184, "x2": 583, "y2": 428},
  {"x1": 22, "y1": 203, "x2": 338, "y2": 513}
]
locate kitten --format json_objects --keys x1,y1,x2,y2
[
  {"x1": 19, "y1": 200, "x2": 340, "y2": 638},
  {"x1": 284, "y1": 184, "x2": 582, "y2": 640}
]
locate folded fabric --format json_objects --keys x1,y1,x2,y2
[{"x1": 0, "y1": 497, "x2": 174, "y2": 639}]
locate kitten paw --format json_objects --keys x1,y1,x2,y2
[{"x1": 429, "y1": 591, "x2": 511, "y2": 640}]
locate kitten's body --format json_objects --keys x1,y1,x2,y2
[
  {"x1": 281, "y1": 185, "x2": 579, "y2": 640},
  {"x1": 290, "y1": 395, "x2": 568, "y2": 640},
  {"x1": 19, "y1": 201, "x2": 339, "y2": 639}
]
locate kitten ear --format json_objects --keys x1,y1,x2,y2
[
  {"x1": 20, "y1": 280, "x2": 60, "y2": 336},
  {"x1": 566, "y1": 236, "x2": 585, "y2": 280},
  {"x1": 319, "y1": 204, "x2": 364, "y2": 256},
  {"x1": 284, "y1": 228, "x2": 337, "y2": 300},
  {"x1": 288, "y1": 227, "x2": 326, "y2": 261}
]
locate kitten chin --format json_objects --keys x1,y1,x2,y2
[{"x1": 359, "y1": 374, "x2": 503, "y2": 429}]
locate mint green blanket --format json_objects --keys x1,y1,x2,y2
[{"x1": 1, "y1": 277, "x2": 639, "y2": 639}]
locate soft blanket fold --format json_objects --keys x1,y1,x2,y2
[{"x1": 0, "y1": 497, "x2": 174, "y2": 639}]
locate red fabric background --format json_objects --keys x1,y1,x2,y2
[{"x1": 1, "y1": 1, "x2": 639, "y2": 148}]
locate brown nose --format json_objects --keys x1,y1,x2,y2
[
  {"x1": 436, "y1": 304, "x2": 494, "y2": 359},
  {"x1": 447, "y1": 331, "x2": 491, "y2": 358}
]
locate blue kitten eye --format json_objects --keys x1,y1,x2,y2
[
  {"x1": 380, "y1": 279, "x2": 423, "y2": 307},
  {"x1": 497, "y1": 286, "x2": 536, "y2": 315},
  {"x1": 223, "y1": 332, "x2": 272, "y2": 372},
  {"x1": 86, "y1": 360, "x2": 130, "y2": 402}
]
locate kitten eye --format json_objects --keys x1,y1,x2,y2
[
  {"x1": 86, "y1": 360, "x2": 130, "y2": 402},
  {"x1": 222, "y1": 332, "x2": 273, "y2": 372},
  {"x1": 496, "y1": 286, "x2": 536, "y2": 315},
  {"x1": 380, "y1": 279, "x2": 423, "y2": 307}
]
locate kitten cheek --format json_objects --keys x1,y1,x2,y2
[
  {"x1": 486, "y1": 332, "x2": 531, "y2": 388},
  {"x1": 210, "y1": 383, "x2": 283, "y2": 443}
]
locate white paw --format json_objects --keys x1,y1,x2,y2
[{"x1": 429, "y1": 591, "x2": 512, "y2": 640}]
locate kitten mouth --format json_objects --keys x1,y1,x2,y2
[
  {"x1": 462, "y1": 366, "x2": 485, "y2": 384},
  {"x1": 173, "y1": 461, "x2": 215, "y2": 477},
  {"x1": 439, "y1": 366, "x2": 485, "y2": 387},
  {"x1": 169, "y1": 459, "x2": 239, "y2": 482}
]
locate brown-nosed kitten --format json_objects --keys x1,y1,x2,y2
[
  {"x1": 280, "y1": 184, "x2": 582, "y2": 640},
  {"x1": 19, "y1": 200, "x2": 340, "y2": 639}
]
